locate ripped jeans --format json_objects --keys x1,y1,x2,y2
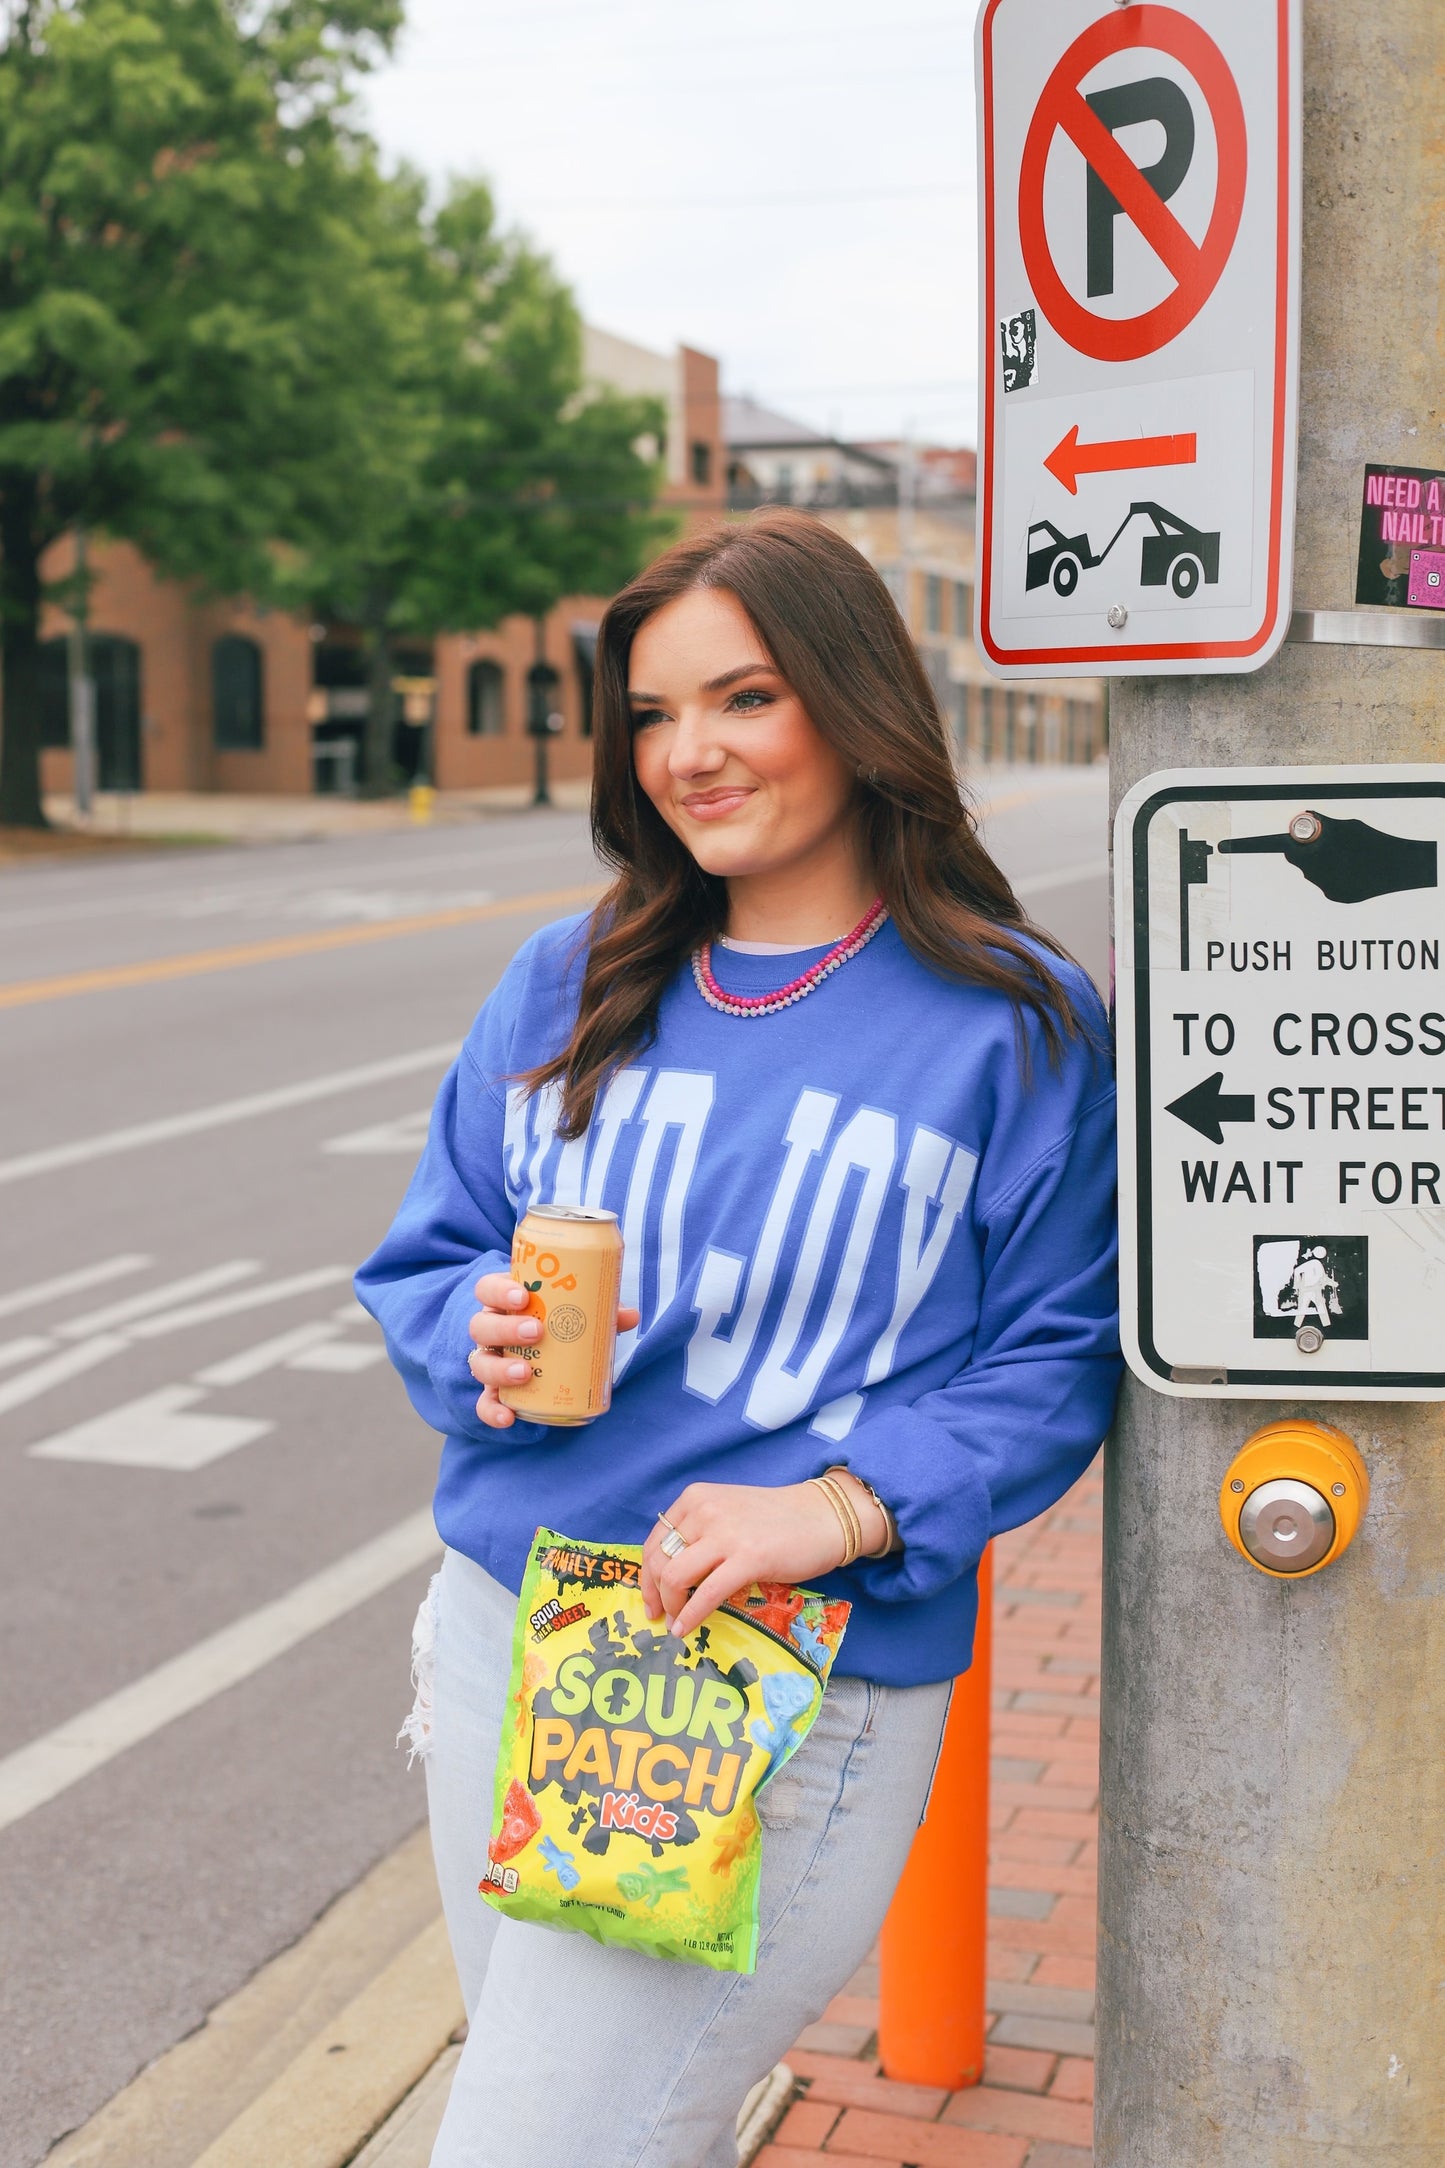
[{"x1": 406, "y1": 1548, "x2": 951, "y2": 2168}]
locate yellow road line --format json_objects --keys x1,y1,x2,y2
[{"x1": 0, "y1": 882, "x2": 602, "y2": 1011}]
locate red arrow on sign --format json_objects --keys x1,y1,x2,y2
[{"x1": 1045, "y1": 425, "x2": 1198, "y2": 496}]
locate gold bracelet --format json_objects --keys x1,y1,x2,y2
[
  {"x1": 819, "y1": 1474, "x2": 863, "y2": 1565},
  {"x1": 826, "y1": 1466, "x2": 897, "y2": 1560},
  {"x1": 808, "y1": 1474, "x2": 860, "y2": 1567}
]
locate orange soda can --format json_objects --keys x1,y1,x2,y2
[{"x1": 498, "y1": 1204, "x2": 623, "y2": 1426}]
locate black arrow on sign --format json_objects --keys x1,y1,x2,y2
[{"x1": 1165, "y1": 1071, "x2": 1257, "y2": 1145}]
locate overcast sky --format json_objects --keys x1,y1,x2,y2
[{"x1": 360, "y1": 0, "x2": 980, "y2": 448}]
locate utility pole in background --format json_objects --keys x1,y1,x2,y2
[
  {"x1": 1099, "y1": 4, "x2": 1445, "y2": 2161},
  {"x1": 66, "y1": 528, "x2": 96, "y2": 816},
  {"x1": 526, "y1": 617, "x2": 563, "y2": 809}
]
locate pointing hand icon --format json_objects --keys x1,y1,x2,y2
[{"x1": 1217, "y1": 813, "x2": 1437, "y2": 904}]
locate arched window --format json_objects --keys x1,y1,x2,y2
[
  {"x1": 466, "y1": 658, "x2": 505, "y2": 736},
  {"x1": 213, "y1": 634, "x2": 264, "y2": 750}
]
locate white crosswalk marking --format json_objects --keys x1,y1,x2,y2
[
  {"x1": 28, "y1": 1386, "x2": 274, "y2": 1471},
  {"x1": 0, "y1": 1045, "x2": 456, "y2": 1189},
  {"x1": 322, "y1": 1110, "x2": 432, "y2": 1156},
  {"x1": 286, "y1": 1340, "x2": 389, "y2": 1374},
  {"x1": 0, "y1": 1254, "x2": 152, "y2": 1322},
  {"x1": 194, "y1": 1321, "x2": 343, "y2": 1387},
  {"x1": 0, "y1": 1335, "x2": 131, "y2": 1418},
  {"x1": 0, "y1": 1335, "x2": 55, "y2": 1373},
  {"x1": 0, "y1": 1508, "x2": 439, "y2": 1831},
  {"x1": 0, "y1": 1259, "x2": 377, "y2": 1441},
  {"x1": 56, "y1": 1261, "x2": 261, "y2": 1339},
  {"x1": 126, "y1": 1266, "x2": 352, "y2": 1341}
]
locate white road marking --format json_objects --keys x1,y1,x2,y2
[
  {"x1": 126, "y1": 1266, "x2": 352, "y2": 1341},
  {"x1": 195, "y1": 1321, "x2": 343, "y2": 1386},
  {"x1": 0, "y1": 1335, "x2": 55, "y2": 1372},
  {"x1": 0, "y1": 1254, "x2": 153, "y2": 1322},
  {"x1": 287, "y1": 1340, "x2": 389, "y2": 1374},
  {"x1": 0, "y1": 1045, "x2": 457, "y2": 1189},
  {"x1": 322, "y1": 1109, "x2": 432, "y2": 1156},
  {"x1": 28, "y1": 1385, "x2": 274, "y2": 1472},
  {"x1": 331, "y1": 1301, "x2": 374, "y2": 1326},
  {"x1": 55, "y1": 1261, "x2": 260, "y2": 1339},
  {"x1": 0, "y1": 1508, "x2": 440, "y2": 1832},
  {"x1": 1013, "y1": 859, "x2": 1109, "y2": 898},
  {"x1": 0, "y1": 1335, "x2": 131, "y2": 1418}
]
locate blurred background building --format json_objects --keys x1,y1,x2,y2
[
  {"x1": 33, "y1": 339, "x2": 1100, "y2": 808},
  {"x1": 727, "y1": 399, "x2": 1105, "y2": 770}
]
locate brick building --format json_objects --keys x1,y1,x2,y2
[
  {"x1": 35, "y1": 327, "x2": 725, "y2": 801},
  {"x1": 726, "y1": 403, "x2": 1105, "y2": 767}
]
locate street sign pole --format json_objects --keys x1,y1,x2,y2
[{"x1": 1099, "y1": 4, "x2": 1445, "y2": 2163}]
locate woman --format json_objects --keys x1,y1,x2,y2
[{"x1": 357, "y1": 509, "x2": 1120, "y2": 2167}]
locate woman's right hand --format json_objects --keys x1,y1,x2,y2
[{"x1": 467, "y1": 1272, "x2": 639, "y2": 1429}]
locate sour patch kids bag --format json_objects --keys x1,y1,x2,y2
[{"x1": 481, "y1": 1530, "x2": 850, "y2": 1973}]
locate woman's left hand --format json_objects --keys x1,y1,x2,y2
[{"x1": 641, "y1": 1479, "x2": 878, "y2": 1639}]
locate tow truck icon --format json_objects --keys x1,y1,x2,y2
[{"x1": 1026, "y1": 501, "x2": 1221, "y2": 600}]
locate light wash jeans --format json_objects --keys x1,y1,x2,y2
[{"x1": 411, "y1": 1546, "x2": 951, "y2": 2168}]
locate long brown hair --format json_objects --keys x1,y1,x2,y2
[{"x1": 527, "y1": 508, "x2": 1085, "y2": 1138}]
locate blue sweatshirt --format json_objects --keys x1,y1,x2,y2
[{"x1": 356, "y1": 914, "x2": 1121, "y2": 1686}]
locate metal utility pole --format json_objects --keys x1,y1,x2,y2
[
  {"x1": 1098, "y1": 5, "x2": 1445, "y2": 2162},
  {"x1": 66, "y1": 528, "x2": 97, "y2": 816},
  {"x1": 526, "y1": 618, "x2": 562, "y2": 809}
]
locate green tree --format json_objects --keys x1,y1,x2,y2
[
  {"x1": 0, "y1": 0, "x2": 401, "y2": 826},
  {"x1": 307, "y1": 179, "x2": 671, "y2": 792}
]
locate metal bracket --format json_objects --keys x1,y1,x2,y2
[{"x1": 1288, "y1": 609, "x2": 1445, "y2": 650}]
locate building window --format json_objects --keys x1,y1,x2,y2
[
  {"x1": 954, "y1": 581, "x2": 972, "y2": 636},
  {"x1": 980, "y1": 686, "x2": 994, "y2": 763},
  {"x1": 690, "y1": 440, "x2": 712, "y2": 486},
  {"x1": 466, "y1": 658, "x2": 505, "y2": 736},
  {"x1": 925, "y1": 575, "x2": 943, "y2": 634},
  {"x1": 212, "y1": 634, "x2": 264, "y2": 750},
  {"x1": 1005, "y1": 690, "x2": 1017, "y2": 763}
]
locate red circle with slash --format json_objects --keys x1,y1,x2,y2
[{"x1": 1019, "y1": 5, "x2": 1247, "y2": 363}]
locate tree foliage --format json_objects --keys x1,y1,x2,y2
[
  {"x1": 303, "y1": 177, "x2": 669, "y2": 789},
  {"x1": 0, "y1": 0, "x2": 666, "y2": 821}
]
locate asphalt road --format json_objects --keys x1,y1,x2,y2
[{"x1": 0, "y1": 767, "x2": 1108, "y2": 2167}]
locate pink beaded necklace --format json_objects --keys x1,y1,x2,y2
[{"x1": 692, "y1": 899, "x2": 889, "y2": 1019}]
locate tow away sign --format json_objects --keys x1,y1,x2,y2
[
  {"x1": 977, "y1": 1, "x2": 1301, "y2": 677},
  {"x1": 1116, "y1": 768, "x2": 1445, "y2": 1400}
]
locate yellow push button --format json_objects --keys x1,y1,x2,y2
[{"x1": 1219, "y1": 1420, "x2": 1368, "y2": 1579}]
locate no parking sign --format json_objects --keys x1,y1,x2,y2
[{"x1": 977, "y1": 1, "x2": 1301, "y2": 677}]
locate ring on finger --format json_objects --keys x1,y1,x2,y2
[{"x1": 659, "y1": 1527, "x2": 689, "y2": 1559}]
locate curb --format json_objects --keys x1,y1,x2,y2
[
  {"x1": 190, "y1": 1919, "x2": 461, "y2": 2168},
  {"x1": 44, "y1": 1827, "x2": 451, "y2": 2168}
]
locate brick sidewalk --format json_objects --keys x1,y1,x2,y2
[{"x1": 761, "y1": 1465, "x2": 1101, "y2": 2168}]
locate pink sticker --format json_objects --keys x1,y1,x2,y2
[{"x1": 1407, "y1": 549, "x2": 1445, "y2": 609}]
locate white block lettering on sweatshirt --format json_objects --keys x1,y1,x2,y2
[
  {"x1": 808, "y1": 1126, "x2": 979, "y2": 1443},
  {"x1": 580, "y1": 1068, "x2": 646, "y2": 1209},
  {"x1": 614, "y1": 1069, "x2": 716, "y2": 1376},
  {"x1": 745, "y1": 1106, "x2": 897, "y2": 1431},
  {"x1": 685, "y1": 1088, "x2": 838, "y2": 1404},
  {"x1": 866, "y1": 1128, "x2": 979, "y2": 1384}
]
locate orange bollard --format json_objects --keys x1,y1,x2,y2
[{"x1": 878, "y1": 1542, "x2": 993, "y2": 2089}]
